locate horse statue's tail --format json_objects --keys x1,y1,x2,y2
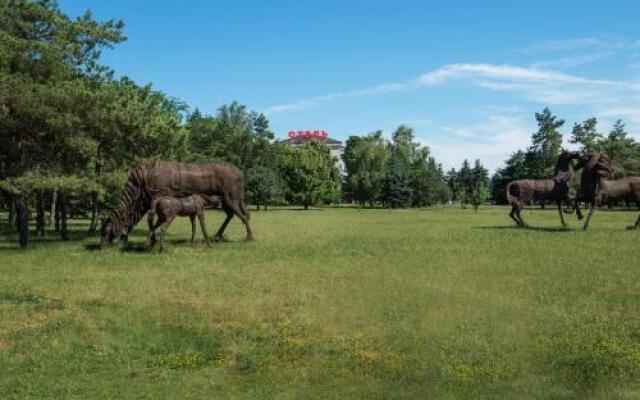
[
  {"x1": 506, "y1": 182, "x2": 520, "y2": 208},
  {"x1": 239, "y1": 187, "x2": 250, "y2": 221}
]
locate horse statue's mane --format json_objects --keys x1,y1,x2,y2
[{"x1": 101, "y1": 162, "x2": 155, "y2": 240}]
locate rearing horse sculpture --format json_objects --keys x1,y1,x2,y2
[
  {"x1": 101, "y1": 161, "x2": 252, "y2": 248},
  {"x1": 574, "y1": 152, "x2": 640, "y2": 230}
]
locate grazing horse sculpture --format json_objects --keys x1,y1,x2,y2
[
  {"x1": 574, "y1": 152, "x2": 640, "y2": 230},
  {"x1": 101, "y1": 161, "x2": 252, "y2": 248},
  {"x1": 506, "y1": 150, "x2": 580, "y2": 227},
  {"x1": 146, "y1": 194, "x2": 220, "y2": 251}
]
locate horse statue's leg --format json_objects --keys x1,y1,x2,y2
[
  {"x1": 189, "y1": 215, "x2": 196, "y2": 243},
  {"x1": 557, "y1": 200, "x2": 567, "y2": 227},
  {"x1": 509, "y1": 205, "x2": 520, "y2": 226},
  {"x1": 197, "y1": 212, "x2": 212, "y2": 247},
  {"x1": 158, "y1": 216, "x2": 175, "y2": 252},
  {"x1": 583, "y1": 202, "x2": 595, "y2": 231},
  {"x1": 214, "y1": 207, "x2": 233, "y2": 242}
]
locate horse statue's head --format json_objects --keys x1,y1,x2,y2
[
  {"x1": 553, "y1": 150, "x2": 581, "y2": 182},
  {"x1": 99, "y1": 215, "x2": 126, "y2": 248}
]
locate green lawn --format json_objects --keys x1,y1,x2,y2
[{"x1": 1, "y1": 206, "x2": 640, "y2": 399}]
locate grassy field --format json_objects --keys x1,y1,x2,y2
[{"x1": 1, "y1": 206, "x2": 640, "y2": 399}]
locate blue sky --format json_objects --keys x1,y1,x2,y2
[{"x1": 61, "y1": 1, "x2": 640, "y2": 171}]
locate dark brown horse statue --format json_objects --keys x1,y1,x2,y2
[
  {"x1": 574, "y1": 152, "x2": 640, "y2": 230},
  {"x1": 506, "y1": 150, "x2": 580, "y2": 227},
  {"x1": 101, "y1": 161, "x2": 252, "y2": 248}
]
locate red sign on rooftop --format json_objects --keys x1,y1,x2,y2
[{"x1": 288, "y1": 130, "x2": 328, "y2": 140}]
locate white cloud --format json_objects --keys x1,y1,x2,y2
[
  {"x1": 419, "y1": 115, "x2": 531, "y2": 172},
  {"x1": 266, "y1": 62, "x2": 638, "y2": 116},
  {"x1": 532, "y1": 52, "x2": 614, "y2": 69},
  {"x1": 264, "y1": 82, "x2": 412, "y2": 115},
  {"x1": 417, "y1": 63, "x2": 621, "y2": 87},
  {"x1": 597, "y1": 106, "x2": 640, "y2": 138},
  {"x1": 520, "y1": 37, "x2": 624, "y2": 53}
]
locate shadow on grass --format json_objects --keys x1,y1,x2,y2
[
  {"x1": 85, "y1": 237, "x2": 227, "y2": 254},
  {"x1": 477, "y1": 225, "x2": 576, "y2": 232},
  {"x1": 257, "y1": 207, "x2": 324, "y2": 212}
]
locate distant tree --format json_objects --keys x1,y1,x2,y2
[
  {"x1": 410, "y1": 155, "x2": 448, "y2": 207},
  {"x1": 599, "y1": 120, "x2": 638, "y2": 178},
  {"x1": 491, "y1": 150, "x2": 527, "y2": 204},
  {"x1": 186, "y1": 102, "x2": 275, "y2": 170},
  {"x1": 529, "y1": 107, "x2": 564, "y2": 178},
  {"x1": 277, "y1": 142, "x2": 340, "y2": 210},
  {"x1": 246, "y1": 166, "x2": 284, "y2": 210},
  {"x1": 457, "y1": 160, "x2": 473, "y2": 206},
  {"x1": 445, "y1": 168, "x2": 460, "y2": 203},
  {"x1": 379, "y1": 171, "x2": 412, "y2": 208},
  {"x1": 469, "y1": 183, "x2": 489, "y2": 211},
  {"x1": 342, "y1": 131, "x2": 388, "y2": 207},
  {"x1": 570, "y1": 118, "x2": 602, "y2": 153},
  {"x1": 471, "y1": 159, "x2": 489, "y2": 190}
]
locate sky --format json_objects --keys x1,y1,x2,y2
[{"x1": 61, "y1": 1, "x2": 640, "y2": 171}]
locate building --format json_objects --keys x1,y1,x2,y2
[{"x1": 278, "y1": 130, "x2": 345, "y2": 173}]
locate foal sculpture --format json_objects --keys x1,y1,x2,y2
[
  {"x1": 146, "y1": 195, "x2": 220, "y2": 251},
  {"x1": 506, "y1": 150, "x2": 580, "y2": 227}
]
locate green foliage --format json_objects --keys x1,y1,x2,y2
[
  {"x1": 186, "y1": 102, "x2": 275, "y2": 170},
  {"x1": 246, "y1": 166, "x2": 284, "y2": 210},
  {"x1": 379, "y1": 171, "x2": 412, "y2": 208},
  {"x1": 343, "y1": 125, "x2": 447, "y2": 208},
  {"x1": 529, "y1": 107, "x2": 564, "y2": 178},
  {"x1": 491, "y1": 151, "x2": 527, "y2": 204},
  {"x1": 569, "y1": 117, "x2": 602, "y2": 153},
  {"x1": 342, "y1": 131, "x2": 388, "y2": 206},
  {"x1": 277, "y1": 142, "x2": 341, "y2": 209},
  {"x1": 595, "y1": 120, "x2": 639, "y2": 178},
  {"x1": 469, "y1": 183, "x2": 489, "y2": 211},
  {"x1": 448, "y1": 159, "x2": 489, "y2": 207}
]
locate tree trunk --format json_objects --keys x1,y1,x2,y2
[
  {"x1": 88, "y1": 191, "x2": 99, "y2": 234},
  {"x1": 49, "y1": 189, "x2": 57, "y2": 227},
  {"x1": 256, "y1": 204, "x2": 260, "y2": 211},
  {"x1": 15, "y1": 192, "x2": 29, "y2": 248},
  {"x1": 55, "y1": 197, "x2": 61, "y2": 232},
  {"x1": 60, "y1": 192, "x2": 69, "y2": 241},
  {"x1": 88, "y1": 154, "x2": 102, "y2": 234},
  {"x1": 304, "y1": 204, "x2": 308, "y2": 210},
  {"x1": 264, "y1": 204, "x2": 267, "y2": 211},
  {"x1": 9, "y1": 198, "x2": 16, "y2": 228},
  {"x1": 36, "y1": 189, "x2": 46, "y2": 237}
]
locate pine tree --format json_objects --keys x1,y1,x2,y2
[{"x1": 529, "y1": 107, "x2": 564, "y2": 179}]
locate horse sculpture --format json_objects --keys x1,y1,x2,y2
[
  {"x1": 574, "y1": 152, "x2": 640, "y2": 230},
  {"x1": 146, "y1": 194, "x2": 220, "y2": 251},
  {"x1": 505, "y1": 150, "x2": 580, "y2": 227},
  {"x1": 101, "y1": 161, "x2": 252, "y2": 248}
]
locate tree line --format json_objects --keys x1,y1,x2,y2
[{"x1": 341, "y1": 126, "x2": 490, "y2": 210}]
